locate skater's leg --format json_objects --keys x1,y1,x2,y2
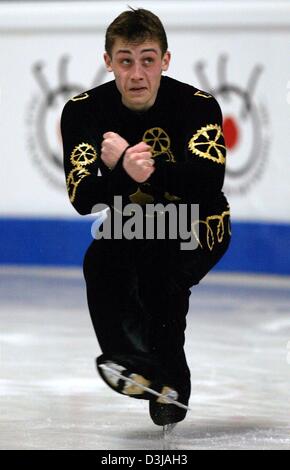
[
  {"x1": 83, "y1": 237, "x2": 149, "y2": 356},
  {"x1": 136, "y1": 216, "x2": 231, "y2": 425},
  {"x1": 135, "y1": 238, "x2": 192, "y2": 425},
  {"x1": 83, "y1": 237, "x2": 164, "y2": 394},
  {"x1": 136, "y1": 238, "x2": 191, "y2": 374}
]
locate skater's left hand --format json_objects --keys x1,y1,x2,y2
[{"x1": 101, "y1": 132, "x2": 129, "y2": 170}]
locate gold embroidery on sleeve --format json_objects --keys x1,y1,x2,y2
[
  {"x1": 70, "y1": 143, "x2": 97, "y2": 166},
  {"x1": 188, "y1": 124, "x2": 226, "y2": 164},
  {"x1": 66, "y1": 168, "x2": 91, "y2": 204},
  {"x1": 66, "y1": 143, "x2": 97, "y2": 202},
  {"x1": 71, "y1": 92, "x2": 89, "y2": 102},
  {"x1": 191, "y1": 209, "x2": 231, "y2": 251},
  {"x1": 194, "y1": 90, "x2": 212, "y2": 99},
  {"x1": 143, "y1": 128, "x2": 176, "y2": 162}
]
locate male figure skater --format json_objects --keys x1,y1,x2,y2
[{"x1": 61, "y1": 8, "x2": 231, "y2": 427}]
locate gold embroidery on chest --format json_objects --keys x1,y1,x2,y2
[
  {"x1": 188, "y1": 124, "x2": 226, "y2": 164},
  {"x1": 129, "y1": 187, "x2": 181, "y2": 206},
  {"x1": 67, "y1": 143, "x2": 97, "y2": 202},
  {"x1": 164, "y1": 192, "x2": 181, "y2": 202},
  {"x1": 129, "y1": 187, "x2": 155, "y2": 205},
  {"x1": 143, "y1": 128, "x2": 176, "y2": 162}
]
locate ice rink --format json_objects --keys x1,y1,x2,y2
[{"x1": 1, "y1": 267, "x2": 290, "y2": 450}]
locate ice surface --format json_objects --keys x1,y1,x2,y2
[{"x1": 0, "y1": 267, "x2": 290, "y2": 450}]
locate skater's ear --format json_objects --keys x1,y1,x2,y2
[
  {"x1": 104, "y1": 52, "x2": 113, "y2": 72},
  {"x1": 161, "y1": 50, "x2": 171, "y2": 72}
]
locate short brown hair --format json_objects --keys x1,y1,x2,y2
[{"x1": 105, "y1": 7, "x2": 168, "y2": 57}]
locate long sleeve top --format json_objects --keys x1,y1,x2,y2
[{"x1": 61, "y1": 75, "x2": 230, "y2": 237}]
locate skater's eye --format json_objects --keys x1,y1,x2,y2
[
  {"x1": 143, "y1": 57, "x2": 155, "y2": 65},
  {"x1": 119, "y1": 58, "x2": 132, "y2": 66}
]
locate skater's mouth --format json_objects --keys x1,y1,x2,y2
[{"x1": 129, "y1": 87, "x2": 147, "y2": 93}]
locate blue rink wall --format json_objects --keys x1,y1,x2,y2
[{"x1": 0, "y1": 218, "x2": 289, "y2": 275}]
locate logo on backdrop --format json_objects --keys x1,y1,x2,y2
[
  {"x1": 195, "y1": 54, "x2": 270, "y2": 195},
  {"x1": 25, "y1": 55, "x2": 106, "y2": 189}
]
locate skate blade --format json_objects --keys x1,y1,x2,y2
[
  {"x1": 99, "y1": 364, "x2": 190, "y2": 411},
  {"x1": 163, "y1": 423, "x2": 177, "y2": 436}
]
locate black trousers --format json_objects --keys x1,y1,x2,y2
[{"x1": 83, "y1": 217, "x2": 231, "y2": 390}]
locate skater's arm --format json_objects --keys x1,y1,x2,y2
[
  {"x1": 146, "y1": 96, "x2": 226, "y2": 202},
  {"x1": 101, "y1": 133, "x2": 154, "y2": 185},
  {"x1": 61, "y1": 99, "x2": 111, "y2": 215},
  {"x1": 61, "y1": 100, "x2": 139, "y2": 215}
]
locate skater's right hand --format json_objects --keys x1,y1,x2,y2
[{"x1": 123, "y1": 142, "x2": 155, "y2": 183}]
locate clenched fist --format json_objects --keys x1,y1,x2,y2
[
  {"x1": 101, "y1": 132, "x2": 129, "y2": 169},
  {"x1": 123, "y1": 142, "x2": 155, "y2": 183}
]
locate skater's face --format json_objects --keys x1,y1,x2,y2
[{"x1": 104, "y1": 38, "x2": 171, "y2": 111}]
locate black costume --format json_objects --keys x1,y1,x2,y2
[{"x1": 61, "y1": 76, "x2": 231, "y2": 425}]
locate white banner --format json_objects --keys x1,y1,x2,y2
[{"x1": 0, "y1": 1, "x2": 289, "y2": 221}]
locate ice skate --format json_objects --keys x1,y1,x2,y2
[
  {"x1": 149, "y1": 377, "x2": 191, "y2": 427},
  {"x1": 97, "y1": 361, "x2": 190, "y2": 411}
]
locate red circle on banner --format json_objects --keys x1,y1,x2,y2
[{"x1": 223, "y1": 116, "x2": 239, "y2": 150}]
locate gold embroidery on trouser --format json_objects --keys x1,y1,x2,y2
[
  {"x1": 71, "y1": 92, "x2": 89, "y2": 102},
  {"x1": 194, "y1": 90, "x2": 212, "y2": 99},
  {"x1": 191, "y1": 209, "x2": 231, "y2": 251},
  {"x1": 143, "y1": 128, "x2": 176, "y2": 162},
  {"x1": 188, "y1": 124, "x2": 226, "y2": 164},
  {"x1": 66, "y1": 143, "x2": 97, "y2": 202}
]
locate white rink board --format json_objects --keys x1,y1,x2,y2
[{"x1": 0, "y1": 1, "x2": 290, "y2": 221}]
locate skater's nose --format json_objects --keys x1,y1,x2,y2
[{"x1": 130, "y1": 61, "x2": 144, "y2": 80}]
